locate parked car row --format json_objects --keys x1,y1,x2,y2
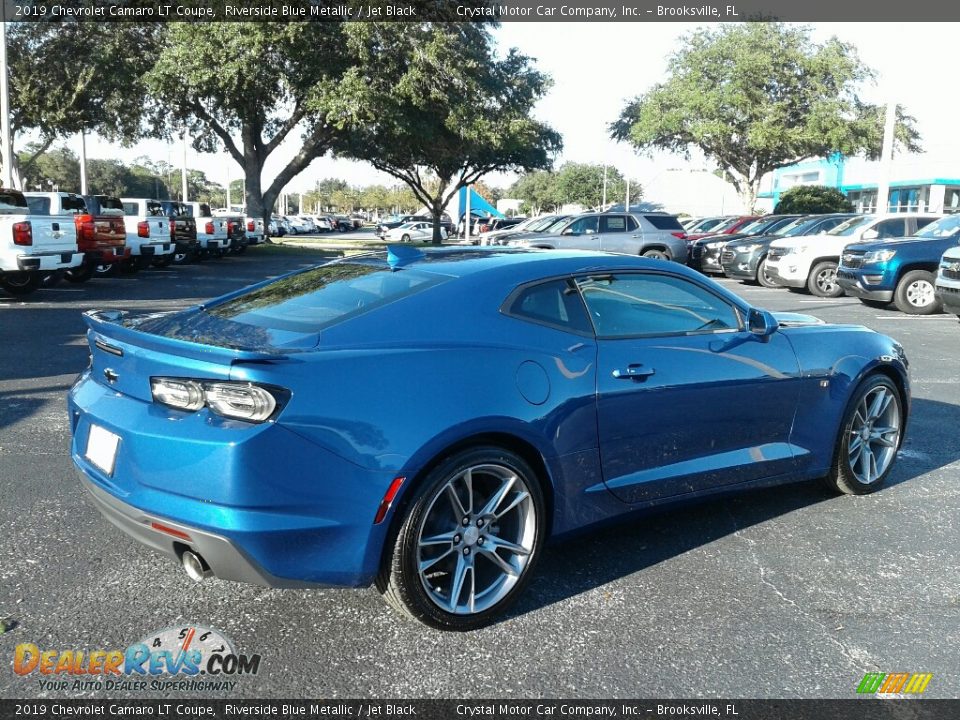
[
  {"x1": 377, "y1": 213, "x2": 454, "y2": 238},
  {"x1": 689, "y1": 211, "x2": 960, "y2": 316},
  {"x1": 0, "y1": 188, "x2": 264, "y2": 297},
  {"x1": 482, "y1": 208, "x2": 960, "y2": 318}
]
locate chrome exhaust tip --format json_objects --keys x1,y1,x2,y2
[{"x1": 181, "y1": 550, "x2": 213, "y2": 582}]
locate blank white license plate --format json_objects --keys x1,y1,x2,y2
[{"x1": 85, "y1": 424, "x2": 120, "y2": 476}]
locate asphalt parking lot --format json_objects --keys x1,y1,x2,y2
[{"x1": 1, "y1": 246, "x2": 958, "y2": 699}]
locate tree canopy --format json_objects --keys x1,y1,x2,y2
[
  {"x1": 509, "y1": 164, "x2": 642, "y2": 215},
  {"x1": 6, "y1": 23, "x2": 159, "y2": 185},
  {"x1": 611, "y1": 23, "x2": 922, "y2": 210},
  {"x1": 774, "y1": 185, "x2": 854, "y2": 214},
  {"x1": 333, "y1": 23, "x2": 562, "y2": 242}
]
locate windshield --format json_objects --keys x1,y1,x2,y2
[
  {"x1": 542, "y1": 217, "x2": 571, "y2": 233},
  {"x1": 915, "y1": 214, "x2": 960, "y2": 238},
  {"x1": 827, "y1": 216, "x2": 873, "y2": 236},
  {"x1": 737, "y1": 217, "x2": 772, "y2": 235},
  {"x1": 692, "y1": 217, "x2": 725, "y2": 232},
  {"x1": 706, "y1": 217, "x2": 740, "y2": 233}
]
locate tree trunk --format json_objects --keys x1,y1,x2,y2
[
  {"x1": 430, "y1": 201, "x2": 444, "y2": 245},
  {"x1": 740, "y1": 182, "x2": 759, "y2": 214}
]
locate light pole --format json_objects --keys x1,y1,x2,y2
[
  {"x1": 80, "y1": 131, "x2": 88, "y2": 194},
  {"x1": 181, "y1": 133, "x2": 189, "y2": 202},
  {"x1": 0, "y1": 20, "x2": 13, "y2": 188}
]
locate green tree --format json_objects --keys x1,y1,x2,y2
[
  {"x1": 774, "y1": 185, "x2": 854, "y2": 214},
  {"x1": 510, "y1": 171, "x2": 559, "y2": 215},
  {"x1": 552, "y1": 163, "x2": 642, "y2": 209},
  {"x1": 17, "y1": 144, "x2": 79, "y2": 192},
  {"x1": 334, "y1": 24, "x2": 562, "y2": 242},
  {"x1": 146, "y1": 23, "x2": 357, "y2": 226},
  {"x1": 87, "y1": 159, "x2": 129, "y2": 197},
  {"x1": 7, "y1": 23, "x2": 159, "y2": 185},
  {"x1": 611, "y1": 23, "x2": 921, "y2": 210}
]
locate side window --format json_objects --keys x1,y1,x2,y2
[
  {"x1": 577, "y1": 273, "x2": 740, "y2": 338},
  {"x1": 876, "y1": 219, "x2": 906, "y2": 238},
  {"x1": 914, "y1": 217, "x2": 938, "y2": 232},
  {"x1": 626, "y1": 215, "x2": 639, "y2": 232},
  {"x1": 506, "y1": 278, "x2": 593, "y2": 335},
  {"x1": 565, "y1": 216, "x2": 599, "y2": 235},
  {"x1": 599, "y1": 215, "x2": 628, "y2": 233}
]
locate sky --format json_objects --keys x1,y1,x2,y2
[{"x1": 70, "y1": 22, "x2": 960, "y2": 197}]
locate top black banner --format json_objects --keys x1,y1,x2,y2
[{"x1": 0, "y1": 0, "x2": 954, "y2": 22}]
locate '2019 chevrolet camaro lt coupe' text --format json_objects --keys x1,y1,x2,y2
[{"x1": 69, "y1": 247, "x2": 909, "y2": 630}]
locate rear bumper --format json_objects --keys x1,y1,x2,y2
[
  {"x1": 198, "y1": 237, "x2": 223, "y2": 251},
  {"x1": 836, "y1": 271, "x2": 894, "y2": 302},
  {"x1": 16, "y1": 250, "x2": 84, "y2": 272},
  {"x1": 68, "y1": 371, "x2": 394, "y2": 588},
  {"x1": 83, "y1": 248, "x2": 131, "y2": 265}
]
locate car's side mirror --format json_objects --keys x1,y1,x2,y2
[
  {"x1": 562, "y1": 229, "x2": 575, "y2": 236},
  {"x1": 862, "y1": 229, "x2": 879, "y2": 240},
  {"x1": 748, "y1": 308, "x2": 779, "y2": 338}
]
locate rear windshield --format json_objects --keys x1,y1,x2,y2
[
  {"x1": 161, "y1": 202, "x2": 189, "y2": 218},
  {"x1": 169, "y1": 262, "x2": 445, "y2": 347},
  {"x1": 25, "y1": 197, "x2": 50, "y2": 215},
  {"x1": 0, "y1": 191, "x2": 27, "y2": 214},
  {"x1": 62, "y1": 195, "x2": 87, "y2": 214},
  {"x1": 91, "y1": 196, "x2": 124, "y2": 216},
  {"x1": 644, "y1": 214, "x2": 684, "y2": 231},
  {"x1": 198, "y1": 203, "x2": 212, "y2": 217}
]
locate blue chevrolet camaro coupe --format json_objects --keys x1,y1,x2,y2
[{"x1": 69, "y1": 247, "x2": 909, "y2": 630}]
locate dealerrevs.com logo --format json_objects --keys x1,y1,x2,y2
[
  {"x1": 13, "y1": 626, "x2": 261, "y2": 692},
  {"x1": 856, "y1": 672, "x2": 933, "y2": 696}
]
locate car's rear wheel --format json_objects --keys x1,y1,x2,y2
[
  {"x1": 378, "y1": 446, "x2": 545, "y2": 630},
  {"x1": 151, "y1": 255, "x2": 173, "y2": 268},
  {"x1": 641, "y1": 248, "x2": 669, "y2": 261},
  {"x1": 757, "y1": 257, "x2": 780, "y2": 288},
  {"x1": 401, "y1": 234, "x2": 410, "y2": 243},
  {"x1": 823, "y1": 374, "x2": 903, "y2": 495},
  {"x1": 894, "y1": 270, "x2": 940, "y2": 315},
  {"x1": 94, "y1": 262, "x2": 118, "y2": 278},
  {"x1": 1, "y1": 272, "x2": 41, "y2": 296},
  {"x1": 172, "y1": 250, "x2": 192, "y2": 265},
  {"x1": 807, "y1": 261, "x2": 843, "y2": 298},
  {"x1": 64, "y1": 263, "x2": 94, "y2": 283}
]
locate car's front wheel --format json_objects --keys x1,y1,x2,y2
[
  {"x1": 894, "y1": 270, "x2": 940, "y2": 315},
  {"x1": 378, "y1": 446, "x2": 545, "y2": 630},
  {"x1": 641, "y1": 248, "x2": 669, "y2": 261},
  {"x1": 823, "y1": 374, "x2": 904, "y2": 495},
  {"x1": 0, "y1": 272, "x2": 41, "y2": 296},
  {"x1": 807, "y1": 261, "x2": 843, "y2": 298},
  {"x1": 757, "y1": 257, "x2": 780, "y2": 288}
]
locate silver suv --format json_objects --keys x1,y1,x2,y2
[{"x1": 508, "y1": 211, "x2": 688, "y2": 262}]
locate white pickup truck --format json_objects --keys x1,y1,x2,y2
[
  {"x1": 0, "y1": 187, "x2": 83, "y2": 296},
  {"x1": 120, "y1": 198, "x2": 177, "y2": 268},
  {"x1": 185, "y1": 201, "x2": 229, "y2": 256}
]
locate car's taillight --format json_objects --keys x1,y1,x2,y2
[
  {"x1": 247, "y1": 220, "x2": 255, "y2": 232},
  {"x1": 205, "y1": 221, "x2": 215, "y2": 235},
  {"x1": 169, "y1": 219, "x2": 176, "y2": 238},
  {"x1": 76, "y1": 215, "x2": 94, "y2": 243},
  {"x1": 150, "y1": 378, "x2": 286, "y2": 423},
  {"x1": 672, "y1": 231, "x2": 687, "y2": 239},
  {"x1": 137, "y1": 221, "x2": 150, "y2": 238},
  {"x1": 227, "y1": 220, "x2": 237, "y2": 235},
  {"x1": 12, "y1": 221, "x2": 32, "y2": 246}
]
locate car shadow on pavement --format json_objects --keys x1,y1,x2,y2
[{"x1": 511, "y1": 396, "x2": 960, "y2": 620}]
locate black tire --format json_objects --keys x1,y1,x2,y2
[
  {"x1": 119, "y1": 259, "x2": 140, "y2": 275},
  {"x1": 94, "y1": 262, "x2": 118, "y2": 278},
  {"x1": 757, "y1": 257, "x2": 781, "y2": 288},
  {"x1": 172, "y1": 250, "x2": 193, "y2": 266},
  {"x1": 1, "y1": 272, "x2": 41, "y2": 296},
  {"x1": 401, "y1": 234, "x2": 410, "y2": 243},
  {"x1": 40, "y1": 271, "x2": 63, "y2": 288},
  {"x1": 807, "y1": 260, "x2": 843, "y2": 298},
  {"x1": 859, "y1": 298, "x2": 888, "y2": 309},
  {"x1": 893, "y1": 270, "x2": 941, "y2": 315},
  {"x1": 642, "y1": 248, "x2": 670, "y2": 261},
  {"x1": 822, "y1": 374, "x2": 904, "y2": 495},
  {"x1": 64, "y1": 263, "x2": 94, "y2": 284},
  {"x1": 377, "y1": 446, "x2": 546, "y2": 631},
  {"x1": 151, "y1": 255, "x2": 174, "y2": 268}
]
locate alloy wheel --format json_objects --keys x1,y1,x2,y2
[
  {"x1": 816, "y1": 267, "x2": 838, "y2": 295},
  {"x1": 905, "y1": 279, "x2": 935, "y2": 308},
  {"x1": 416, "y1": 463, "x2": 536, "y2": 615},
  {"x1": 847, "y1": 385, "x2": 901, "y2": 485}
]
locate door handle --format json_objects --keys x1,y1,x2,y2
[{"x1": 612, "y1": 364, "x2": 656, "y2": 380}]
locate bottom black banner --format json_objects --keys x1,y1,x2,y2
[{"x1": 1, "y1": 700, "x2": 957, "y2": 720}]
